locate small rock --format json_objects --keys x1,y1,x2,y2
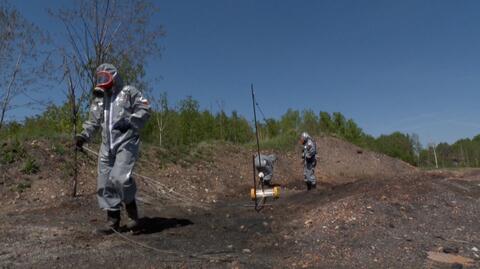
[
  {"x1": 472, "y1": 247, "x2": 479, "y2": 252},
  {"x1": 227, "y1": 245, "x2": 233, "y2": 249},
  {"x1": 451, "y1": 263, "x2": 463, "y2": 269},
  {"x1": 242, "y1": 249, "x2": 251, "y2": 254},
  {"x1": 50, "y1": 195, "x2": 56, "y2": 199},
  {"x1": 443, "y1": 246, "x2": 459, "y2": 254},
  {"x1": 262, "y1": 222, "x2": 268, "y2": 227},
  {"x1": 403, "y1": 235, "x2": 413, "y2": 242},
  {"x1": 304, "y1": 219, "x2": 313, "y2": 226}
]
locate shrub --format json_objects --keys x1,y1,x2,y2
[
  {"x1": 21, "y1": 157, "x2": 40, "y2": 174},
  {"x1": 0, "y1": 140, "x2": 26, "y2": 164}
]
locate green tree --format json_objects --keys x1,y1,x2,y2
[
  {"x1": 264, "y1": 118, "x2": 280, "y2": 139},
  {"x1": 374, "y1": 132, "x2": 416, "y2": 165},
  {"x1": 319, "y1": 111, "x2": 334, "y2": 133},
  {"x1": 178, "y1": 96, "x2": 200, "y2": 145},
  {"x1": 280, "y1": 109, "x2": 301, "y2": 133},
  {"x1": 332, "y1": 112, "x2": 346, "y2": 136},
  {"x1": 343, "y1": 119, "x2": 363, "y2": 144},
  {"x1": 300, "y1": 109, "x2": 319, "y2": 135}
]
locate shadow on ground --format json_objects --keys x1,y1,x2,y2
[{"x1": 130, "y1": 217, "x2": 194, "y2": 235}]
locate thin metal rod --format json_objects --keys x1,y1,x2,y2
[
  {"x1": 251, "y1": 84, "x2": 267, "y2": 212},
  {"x1": 252, "y1": 154, "x2": 257, "y2": 208},
  {"x1": 251, "y1": 84, "x2": 261, "y2": 164}
]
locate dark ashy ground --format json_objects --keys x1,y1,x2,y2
[{"x1": 1, "y1": 137, "x2": 479, "y2": 268}]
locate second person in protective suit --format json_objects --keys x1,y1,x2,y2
[
  {"x1": 300, "y1": 132, "x2": 317, "y2": 190},
  {"x1": 75, "y1": 63, "x2": 151, "y2": 235},
  {"x1": 254, "y1": 154, "x2": 277, "y2": 187}
]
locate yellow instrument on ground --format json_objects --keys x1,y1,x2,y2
[{"x1": 250, "y1": 186, "x2": 280, "y2": 200}]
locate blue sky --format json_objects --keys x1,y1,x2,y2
[{"x1": 10, "y1": 0, "x2": 480, "y2": 145}]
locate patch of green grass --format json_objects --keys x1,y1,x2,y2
[
  {"x1": 253, "y1": 131, "x2": 298, "y2": 152},
  {"x1": 60, "y1": 160, "x2": 75, "y2": 178},
  {"x1": 52, "y1": 142, "x2": 66, "y2": 155},
  {"x1": 190, "y1": 141, "x2": 215, "y2": 162},
  {"x1": 0, "y1": 140, "x2": 26, "y2": 164},
  {"x1": 143, "y1": 141, "x2": 217, "y2": 169},
  {"x1": 21, "y1": 157, "x2": 40, "y2": 174},
  {"x1": 10, "y1": 181, "x2": 31, "y2": 193},
  {"x1": 153, "y1": 146, "x2": 188, "y2": 165}
]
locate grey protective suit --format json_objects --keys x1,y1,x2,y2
[
  {"x1": 302, "y1": 136, "x2": 317, "y2": 184},
  {"x1": 80, "y1": 64, "x2": 150, "y2": 211},
  {"x1": 255, "y1": 154, "x2": 277, "y2": 184}
]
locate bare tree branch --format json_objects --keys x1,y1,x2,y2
[{"x1": 0, "y1": 50, "x2": 21, "y2": 130}]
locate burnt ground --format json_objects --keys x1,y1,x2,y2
[{"x1": 1, "y1": 137, "x2": 480, "y2": 268}]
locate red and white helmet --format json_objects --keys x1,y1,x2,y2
[{"x1": 93, "y1": 63, "x2": 119, "y2": 95}]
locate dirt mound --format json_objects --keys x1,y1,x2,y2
[
  {"x1": 314, "y1": 135, "x2": 417, "y2": 184},
  {"x1": 0, "y1": 134, "x2": 417, "y2": 209},
  {"x1": 132, "y1": 135, "x2": 418, "y2": 205}
]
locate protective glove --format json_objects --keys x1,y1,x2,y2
[
  {"x1": 301, "y1": 151, "x2": 306, "y2": 159},
  {"x1": 75, "y1": 135, "x2": 86, "y2": 150},
  {"x1": 113, "y1": 118, "x2": 131, "y2": 133}
]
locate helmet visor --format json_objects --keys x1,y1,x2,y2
[{"x1": 95, "y1": 71, "x2": 113, "y2": 89}]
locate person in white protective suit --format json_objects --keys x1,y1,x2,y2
[
  {"x1": 75, "y1": 63, "x2": 150, "y2": 234},
  {"x1": 300, "y1": 132, "x2": 317, "y2": 190},
  {"x1": 254, "y1": 154, "x2": 277, "y2": 187}
]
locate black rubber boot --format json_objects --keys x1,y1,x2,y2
[
  {"x1": 125, "y1": 200, "x2": 140, "y2": 231},
  {"x1": 95, "y1": 210, "x2": 120, "y2": 235}
]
